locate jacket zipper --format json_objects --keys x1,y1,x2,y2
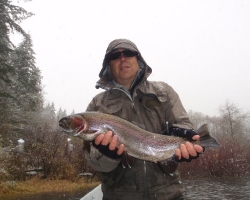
[
  {"x1": 114, "y1": 88, "x2": 148, "y2": 198},
  {"x1": 143, "y1": 161, "x2": 149, "y2": 199},
  {"x1": 113, "y1": 88, "x2": 136, "y2": 112}
]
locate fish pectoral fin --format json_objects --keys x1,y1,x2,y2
[
  {"x1": 85, "y1": 130, "x2": 99, "y2": 133},
  {"x1": 101, "y1": 125, "x2": 116, "y2": 134},
  {"x1": 121, "y1": 151, "x2": 135, "y2": 168},
  {"x1": 158, "y1": 155, "x2": 179, "y2": 175}
]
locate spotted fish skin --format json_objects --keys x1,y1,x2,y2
[{"x1": 59, "y1": 112, "x2": 220, "y2": 163}]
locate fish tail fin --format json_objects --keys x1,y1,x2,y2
[
  {"x1": 197, "y1": 124, "x2": 221, "y2": 147},
  {"x1": 200, "y1": 134, "x2": 221, "y2": 147}
]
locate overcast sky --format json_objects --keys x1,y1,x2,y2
[{"x1": 13, "y1": 0, "x2": 250, "y2": 117}]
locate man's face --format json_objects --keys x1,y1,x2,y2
[{"x1": 109, "y1": 48, "x2": 140, "y2": 89}]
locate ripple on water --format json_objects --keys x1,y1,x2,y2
[{"x1": 182, "y1": 177, "x2": 250, "y2": 200}]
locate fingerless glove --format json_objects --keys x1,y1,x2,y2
[
  {"x1": 162, "y1": 126, "x2": 204, "y2": 162},
  {"x1": 168, "y1": 127, "x2": 197, "y2": 140}
]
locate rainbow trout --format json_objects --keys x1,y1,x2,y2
[{"x1": 59, "y1": 112, "x2": 220, "y2": 163}]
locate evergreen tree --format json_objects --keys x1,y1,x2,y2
[
  {"x1": 10, "y1": 34, "x2": 43, "y2": 136},
  {"x1": 0, "y1": 0, "x2": 33, "y2": 87},
  {"x1": 10, "y1": 34, "x2": 43, "y2": 111},
  {"x1": 42, "y1": 103, "x2": 57, "y2": 130},
  {"x1": 0, "y1": 0, "x2": 40, "y2": 146},
  {"x1": 57, "y1": 108, "x2": 67, "y2": 122}
]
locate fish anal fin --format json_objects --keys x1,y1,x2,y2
[{"x1": 158, "y1": 155, "x2": 179, "y2": 175}]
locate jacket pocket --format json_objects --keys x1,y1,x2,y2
[
  {"x1": 100, "y1": 99, "x2": 124, "y2": 115},
  {"x1": 137, "y1": 89, "x2": 168, "y2": 132},
  {"x1": 98, "y1": 91, "x2": 128, "y2": 119}
]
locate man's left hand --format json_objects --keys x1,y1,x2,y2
[{"x1": 175, "y1": 135, "x2": 204, "y2": 160}]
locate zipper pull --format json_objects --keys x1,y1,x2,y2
[
  {"x1": 166, "y1": 121, "x2": 169, "y2": 134},
  {"x1": 161, "y1": 121, "x2": 169, "y2": 135}
]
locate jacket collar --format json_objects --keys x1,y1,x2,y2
[{"x1": 95, "y1": 64, "x2": 152, "y2": 94}]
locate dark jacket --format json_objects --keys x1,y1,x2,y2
[{"x1": 85, "y1": 39, "x2": 193, "y2": 200}]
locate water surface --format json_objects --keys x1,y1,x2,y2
[{"x1": 182, "y1": 177, "x2": 250, "y2": 200}]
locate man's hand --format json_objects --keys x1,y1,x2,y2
[
  {"x1": 175, "y1": 135, "x2": 204, "y2": 160},
  {"x1": 95, "y1": 131, "x2": 134, "y2": 168},
  {"x1": 94, "y1": 131, "x2": 124, "y2": 155}
]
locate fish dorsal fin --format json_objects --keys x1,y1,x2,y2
[{"x1": 195, "y1": 124, "x2": 209, "y2": 137}]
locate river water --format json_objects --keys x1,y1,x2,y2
[
  {"x1": 182, "y1": 177, "x2": 250, "y2": 200},
  {"x1": 3, "y1": 177, "x2": 250, "y2": 200}
]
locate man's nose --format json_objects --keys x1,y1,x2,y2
[{"x1": 120, "y1": 53, "x2": 126, "y2": 61}]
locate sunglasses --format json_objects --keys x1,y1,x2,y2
[{"x1": 109, "y1": 50, "x2": 138, "y2": 61}]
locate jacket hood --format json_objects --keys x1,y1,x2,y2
[{"x1": 96, "y1": 39, "x2": 152, "y2": 90}]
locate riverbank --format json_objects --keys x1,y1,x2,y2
[
  {"x1": 0, "y1": 177, "x2": 99, "y2": 199},
  {"x1": 2, "y1": 176, "x2": 249, "y2": 200}
]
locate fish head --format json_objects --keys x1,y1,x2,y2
[
  {"x1": 59, "y1": 114, "x2": 87, "y2": 135},
  {"x1": 59, "y1": 114, "x2": 99, "y2": 141}
]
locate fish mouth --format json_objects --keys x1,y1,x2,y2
[
  {"x1": 59, "y1": 124, "x2": 83, "y2": 136},
  {"x1": 59, "y1": 117, "x2": 79, "y2": 134},
  {"x1": 59, "y1": 118, "x2": 71, "y2": 132}
]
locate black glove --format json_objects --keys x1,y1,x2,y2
[
  {"x1": 92, "y1": 142, "x2": 135, "y2": 168},
  {"x1": 92, "y1": 142, "x2": 122, "y2": 159},
  {"x1": 178, "y1": 154, "x2": 200, "y2": 162},
  {"x1": 168, "y1": 127, "x2": 197, "y2": 140},
  {"x1": 162, "y1": 126, "x2": 204, "y2": 162}
]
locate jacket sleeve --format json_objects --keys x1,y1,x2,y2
[
  {"x1": 84, "y1": 95, "x2": 121, "y2": 172},
  {"x1": 165, "y1": 83, "x2": 194, "y2": 130}
]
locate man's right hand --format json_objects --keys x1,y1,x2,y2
[{"x1": 94, "y1": 131, "x2": 124, "y2": 155}]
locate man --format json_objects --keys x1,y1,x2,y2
[{"x1": 85, "y1": 39, "x2": 203, "y2": 200}]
